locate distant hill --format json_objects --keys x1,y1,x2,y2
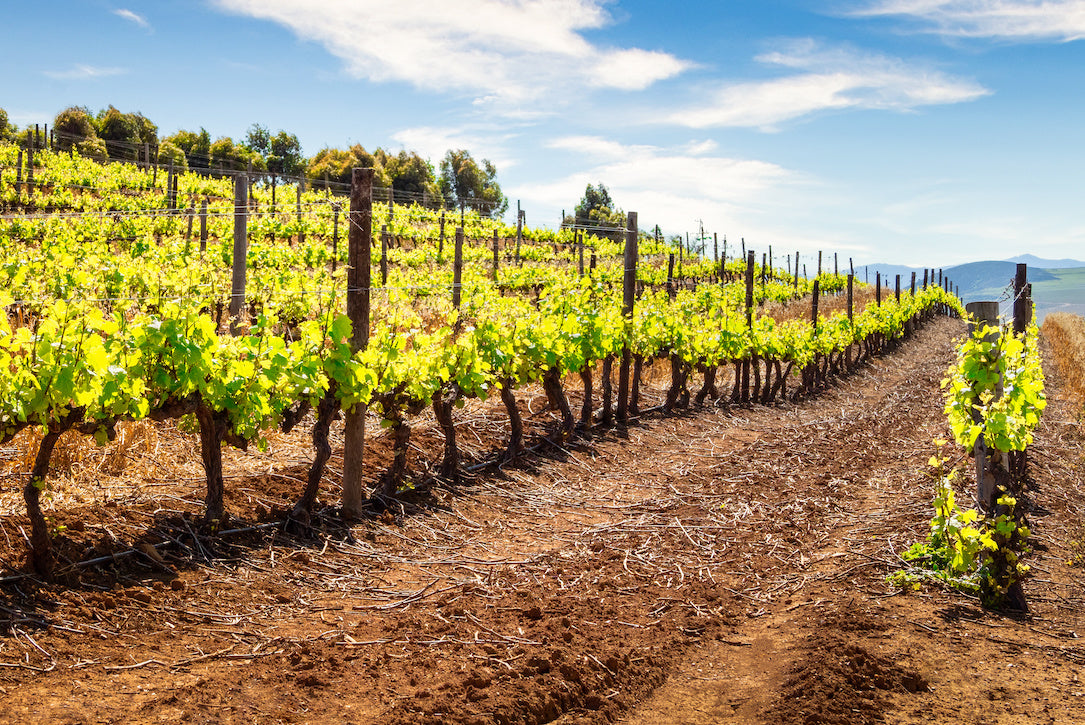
[
  {"x1": 852, "y1": 256, "x2": 1085, "y2": 323},
  {"x1": 849, "y1": 263, "x2": 926, "y2": 287},
  {"x1": 945, "y1": 261, "x2": 1056, "y2": 299},
  {"x1": 1026, "y1": 268, "x2": 1085, "y2": 321},
  {"x1": 1006, "y1": 254, "x2": 1085, "y2": 269}
]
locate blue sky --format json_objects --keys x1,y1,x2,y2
[{"x1": 2, "y1": 0, "x2": 1083, "y2": 267}]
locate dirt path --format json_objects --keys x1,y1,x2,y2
[
  {"x1": 624, "y1": 317, "x2": 1085, "y2": 725},
  {"x1": 2, "y1": 315, "x2": 1084, "y2": 724}
]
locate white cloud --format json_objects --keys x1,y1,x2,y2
[
  {"x1": 43, "y1": 64, "x2": 128, "y2": 81},
  {"x1": 683, "y1": 139, "x2": 719, "y2": 155},
  {"x1": 854, "y1": 0, "x2": 1085, "y2": 41},
  {"x1": 589, "y1": 48, "x2": 693, "y2": 91},
  {"x1": 547, "y1": 135, "x2": 653, "y2": 159},
  {"x1": 113, "y1": 8, "x2": 151, "y2": 30},
  {"x1": 514, "y1": 136, "x2": 795, "y2": 237},
  {"x1": 666, "y1": 40, "x2": 989, "y2": 130},
  {"x1": 390, "y1": 125, "x2": 517, "y2": 170},
  {"x1": 5, "y1": 109, "x2": 51, "y2": 126},
  {"x1": 211, "y1": 0, "x2": 691, "y2": 104}
]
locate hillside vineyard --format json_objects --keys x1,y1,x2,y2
[{"x1": 0, "y1": 143, "x2": 962, "y2": 575}]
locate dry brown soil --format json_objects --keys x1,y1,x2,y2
[{"x1": 1, "y1": 315, "x2": 1084, "y2": 724}]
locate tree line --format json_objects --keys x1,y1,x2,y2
[
  {"x1": 3, "y1": 105, "x2": 633, "y2": 229},
  {"x1": 0, "y1": 105, "x2": 506, "y2": 217}
]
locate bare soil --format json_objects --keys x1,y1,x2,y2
[{"x1": 2, "y1": 315, "x2": 1084, "y2": 724}]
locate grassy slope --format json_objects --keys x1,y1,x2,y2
[{"x1": 967, "y1": 267, "x2": 1085, "y2": 322}]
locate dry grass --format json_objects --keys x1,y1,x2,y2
[
  {"x1": 1042, "y1": 312, "x2": 1085, "y2": 404},
  {"x1": 763, "y1": 286, "x2": 880, "y2": 324}
]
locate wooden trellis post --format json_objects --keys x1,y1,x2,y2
[
  {"x1": 228, "y1": 174, "x2": 248, "y2": 335},
  {"x1": 342, "y1": 167, "x2": 374, "y2": 519},
  {"x1": 616, "y1": 211, "x2": 638, "y2": 425},
  {"x1": 965, "y1": 300, "x2": 1001, "y2": 511}
]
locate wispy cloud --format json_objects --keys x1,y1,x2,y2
[
  {"x1": 854, "y1": 0, "x2": 1085, "y2": 41},
  {"x1": 113, "y1": 8, "x2": 151, "y2": 30},
  {"x1": 391, "y1": 125, "x2": 518, "y2": 169},
  {"x1": 210, "y1": 0, "x2": 692, "y2": 105},
  {"x1": 43, "y1": 64, "x2": 128, "y2": 81},
  {"x1": 515, "y1": 135, "x2": 794, "y2": 234},
  {"x1": 666, "y1": 40, "x2": 988, "y2": 130}
]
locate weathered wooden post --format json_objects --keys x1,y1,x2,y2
[
  {"x1": 296, "y1": 178, "x2": 305, "y2": 246},
  {"x1": 166, "y1": 162, "x2": 174, "y2": 211},
  {"x1": 26, "y1": 133, "x2": 35, "y2": 195},
  {"x1": 228, "y1": 174, "x2": 249, "y2": 335},
  {"x1": 666, "y1": 253, "x2": 676, "y2": 299},
  {"x1": 515, "y1": 201, "x2": 523, "y2": 266},
  {"x1": 616, "y1": 212, "x2": 638, "y2": 425},
  {"x1": 1010, "y1": 263, "x2": 1031, "y2": 480},
  {"x1": 578, "y1": 233, "x2": 585, "y2": 277},
  {"x1": 380, "y1": 224, "x2": 389, "y2": 286},
  {"x1": 847, "y1": 274, "x2": 854, "y2": 324},
  {"x1": 438, "y1": 210, "x2": 446, "y2": 258},
  {"x1": 452, "y1": 227, "x2": 464, "y2": 309},
  {"x1": 1013, "y1": 264, "x2": 1029, "y2": 334},
  {"x1": 493, "y1": 228, "x2": 500, "y2": 281},
  {"x1": 199, "y1": 198, "x2": 208, "y2": 254},
  {"x1": 965, "y1": 300, "x2": 1001, "y2": 510},
  {"x1": 331, "y1": 202, "x2": 340, "y2": 271},
  {"x1": 342, "y1": 167, "x2": 374, "y2": 520},
  {"x1": 742, "y1": 250, "x2": 755, "y2": 402}
]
